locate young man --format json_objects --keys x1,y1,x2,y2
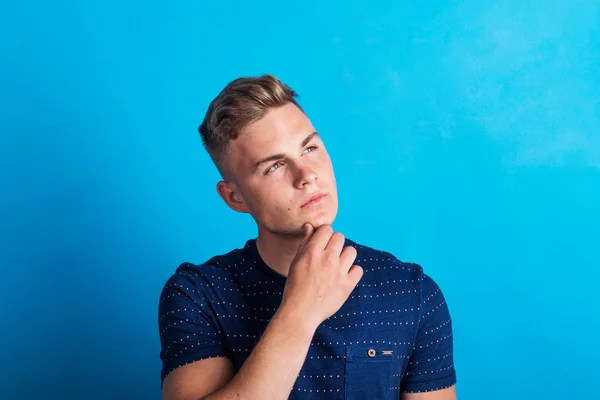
[{"x1": 158, "y1": 74, "x2": 457, "y2": 399}]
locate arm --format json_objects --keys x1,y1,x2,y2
[
  {"x1": 162, "y1": 303, "x2": 316, "y2": 400},
  {"x1": 162, "y1": 358, "x2": 234, "y2": 400},
  {"x1": 401, "y1": 385, "x2": 456, "y2": 400},
  {"x1": 161, "y1": 224, "x2": 363, "y2": 400}
]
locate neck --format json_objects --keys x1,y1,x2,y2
[{"x1": 255, "y1": 226, "x2": 304, "y2": 278}]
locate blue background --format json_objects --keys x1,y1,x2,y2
[{"x1": 1, "y1": 1, "x2": 599, "y2": 399}]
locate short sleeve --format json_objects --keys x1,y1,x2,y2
[
  {"x1": 158, "y1": 268, "x2": 231, "y2": 386},
  {"x1": 401, "y1": 273, "x2": 456, "y2": 393}
]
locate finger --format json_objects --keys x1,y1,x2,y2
[
  {"x1": 298, "y1": 223, "x2": 315, "y2": 248},
  {"x1": 347, "y1": 264, "x2": 364, "y2": 286},
  {"x1": 325, "y1": 232, "x2": 345, "y2": 256},
  {"x1": 308, "y1": 224, "x2": 334, "y2": 249},
  {"x1": 303, "y1": 223, "x2": 314, "y2": 239},
  {"x1": 339, "y1": 245, "x2": 358, "y2": 272}
]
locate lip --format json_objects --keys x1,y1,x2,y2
[{"x1": 301, "y1": 193, "x2": 327, "y2": 208}]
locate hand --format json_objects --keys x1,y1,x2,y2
[{"x1": 279, "y1": 223, "x2": 364, "y2": 332}]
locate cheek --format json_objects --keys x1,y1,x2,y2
[
  {"x1": 267, "y1": 190, "x2": 296, "y2": 218},
  {"x1": 317, "y1": 155, "x2": 334, "y2": 177},
  {"x1": 256, "y1": 187, "x2": 291, "y2": 212},
  {"x1": 241, "y1": 186, "x2": 266, "y2": 214},
  {"x1": 317, "y1": 150, "x2": 333, "y2": 165}
]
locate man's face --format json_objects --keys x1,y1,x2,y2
[{"x1": 224, "y1": 102, "x2": 338, "y2": 237}]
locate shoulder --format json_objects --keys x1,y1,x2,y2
[
  {"x1": 346, "y1": 239, "x2": 449, "y2": 300},
  {"x1": 159, "y1": 246, "x2": 246, "y2": 301},
  {"x1": 345, "y1": 238, "x2": 424, "y2": 280}
]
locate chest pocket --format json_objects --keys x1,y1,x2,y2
[{"x1": 344, "y1": 345, "x2": 399, "y2": 400}]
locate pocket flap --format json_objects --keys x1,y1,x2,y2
[{"x1": 345, "y1": 345, "x2": 398, "y2": 361}]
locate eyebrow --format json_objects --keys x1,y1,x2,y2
[{"x1": 251, "y1": 131, "x2": 319, "y2": 172}]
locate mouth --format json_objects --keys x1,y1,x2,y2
[{"x1": 301, "y1": 193, "x2": 328, "y2": 208}]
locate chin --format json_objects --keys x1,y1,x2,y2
[
  {"x1": 261, "y1": 205, "x2": 338, "y2": 237},
  {"x1": 305, "y1": 209, "x2": 337, "y2": 228}
]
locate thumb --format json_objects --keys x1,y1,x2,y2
[
  {"x1": 293, "y1": 223, "x2": 314, "y2": 263},
  {"x1": 304, "y1": 222, "x2": 314, "y2": 237},
  {"x1": 300, "y1": 223, "x2": 314, "y2": 244}
]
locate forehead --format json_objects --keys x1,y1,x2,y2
[{"x1": 230, "y1": 103, "x2": 316, "y2": 164}]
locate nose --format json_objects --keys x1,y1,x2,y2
[{"x1": 294, "y1": 163, "x2": 318, "y2": 188}]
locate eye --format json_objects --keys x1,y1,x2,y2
[
  {"x1": 304, "y1": 145, "x2": 318, "y2": 153},
  {"x1": 265, "y1": 161, "x2": 284, "y2": 175}
]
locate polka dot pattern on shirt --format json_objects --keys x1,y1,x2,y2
[{"x1": 158, "y1": 238, "x2": 456, "y2": 398}]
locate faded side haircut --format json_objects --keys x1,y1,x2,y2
[{"x1": 198, "y1": 74, "x2": 303, "y2": 180}]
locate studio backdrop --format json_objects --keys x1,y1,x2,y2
[{"x1": 1, "y1": 1, "x2": 599, "y2": 399}]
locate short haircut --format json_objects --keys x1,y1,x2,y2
[{"x1": 198, "y1": 74, "x2": 303, "y2": 180}]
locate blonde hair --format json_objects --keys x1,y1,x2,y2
[{"x1": 198, "y1": 74, "x2": 303, "y2": 180}]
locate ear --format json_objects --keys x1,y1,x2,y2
[{"x1": 216, "y1": 180, "x2": 250, "y2": 214}]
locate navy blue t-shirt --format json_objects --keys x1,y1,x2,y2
[{"x1": 158, "y1": 238, "x2": 456, "y2": 398}]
